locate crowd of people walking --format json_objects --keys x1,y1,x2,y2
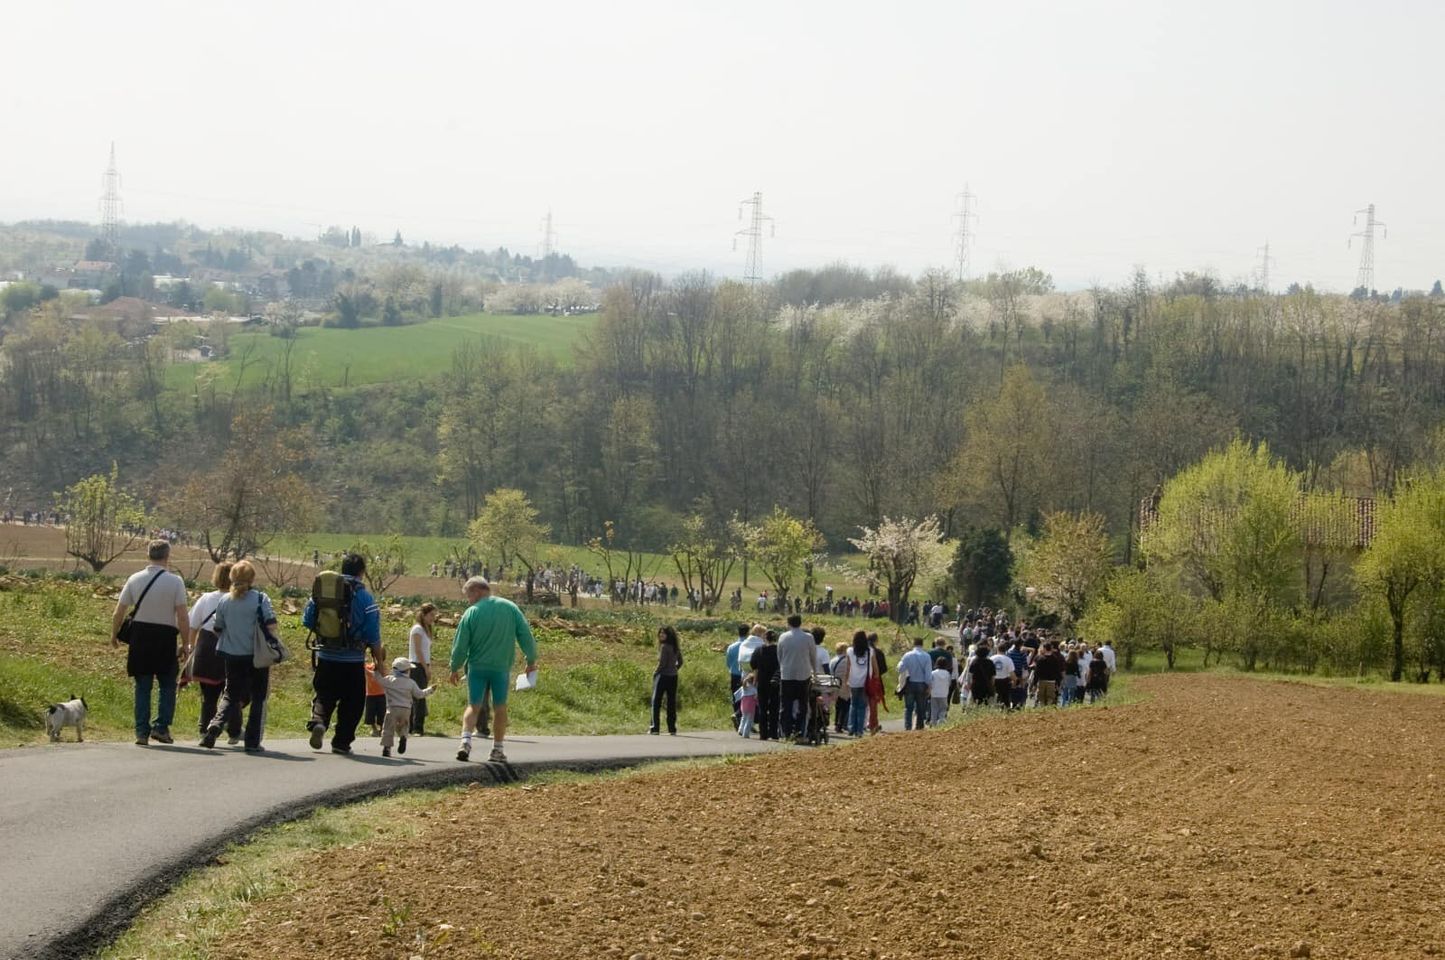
[
  {"x1": 109, "y1": 544, "x2": 1112, "y2": 764},
  {"x1": 109, "y1": 544, "x2": 536, "y2": 764},
  {"x1": 717, "y1": 609, "x2": 1118, "y2": 743}
]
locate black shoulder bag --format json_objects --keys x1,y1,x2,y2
[{"x1": 117, "y1": 569, "x2": 166, "y2": 645}]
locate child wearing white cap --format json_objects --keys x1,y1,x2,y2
[{"x1": 379, "y1": 656, "x2": 436, "y2": 757}]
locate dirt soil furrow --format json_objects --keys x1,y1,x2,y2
[{"x1": 214, "y1": 675, "x2": 1445, "y2": 960}]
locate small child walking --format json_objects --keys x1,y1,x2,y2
[
  {"x1": 735, "y1": 672, "x2": 759, "y2": 738},
  {"x1": 929, "y1": 663, "x2": 952, "y2": 725},
  {"x1": 379, "y1": 657, "x2": 436, "y2": 758},
  {"x1": 364, "y1": 656, "x2": 387, "y2": 736}
]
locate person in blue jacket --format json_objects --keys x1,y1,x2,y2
[
  {"x1": 725, "y1": 623, "x2": 746, "y2": 729},
  {"x1": 303, "y1": 553, "x2": 383, "y2": 754}
]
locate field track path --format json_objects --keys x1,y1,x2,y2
[{"x1": 0, "y1": 728, "x2": 814, "y2": 960}]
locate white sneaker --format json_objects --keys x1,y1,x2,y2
[
  {"x1": 456, "y1": 740, "x2": 471, "y2": 762},
  {"x1": 488, "y1": 746, "x2": 507, "y2": 763}
]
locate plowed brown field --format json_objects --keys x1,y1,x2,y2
[{"x1": 219, "y1": 675, "x2": 1444, "y2": 960}]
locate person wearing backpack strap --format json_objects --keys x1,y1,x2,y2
[
  {"x1": 199, "y1": 560, "x2": 278, "y2": 753},
  {"x1": 302, "y1": 553, "x2": 383, "y2": 754},
  {"x1": 110, "y1": 540, "x2": 191, "y2": 746},
  {"x1": 186, "y1": 561, "x2": 242, "y2": 743}
]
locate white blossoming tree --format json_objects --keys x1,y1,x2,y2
[{"x1": 849, "y1": 516, "x2": 952, "y2": 623}]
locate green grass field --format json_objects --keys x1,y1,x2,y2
[
  {"x1": 166, "y1": 311, "x2": 597, "y2": 392},
  {"x1": 0, "y1": 579, "x2": 742, "y2": 744},
  {"x1": 274, "y1": 531, "x2": 876, "y2": 603}
]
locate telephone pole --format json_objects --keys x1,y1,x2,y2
[
  {"x1": 99, "y1": 142, "x2": 122, "y2": 257},
  {"x1": 1255, "y1": 240, "x2": 1274, "y2": 293},
  {"x1": 539, "y1": 208, "x2": 556, "y2": 259},
  {"x1": 733, "y1": 191, "x2": 773, "y2": 284},
  {"x1": 1350, "y1": 203, "x2": 1386, "y2": 293},
  {"x1": 952, "y1": 185, "x2": 978, "y2": 281}
]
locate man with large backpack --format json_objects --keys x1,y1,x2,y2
[{"x1": 303, "y1": 553, "x2": 383, "y2": 754}]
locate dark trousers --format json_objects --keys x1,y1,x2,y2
[
  {"x1": 199, "y1": 682, "x2": 241, "y2": 738},
  {"x1": 365, "y1": 694, "x2": 386, "y2": 728},
  {"x1": 756, "y1": 677, "x2": 780, "y2": 740},
  {"x1": 780, "y1": 679, "x2": 810, "y2": 738},
  {"x1": 994, "y1": 677, "x2": 1012, "y2": 709},
  {"x1": 834, "y1": 695, "x2": 848, "y2": 732},
  {"x1": 729, "y1": 674, "x2": 742, "y2": 728},
  {"x1": 410, "y1": 663, "x2": 429, "y2": 733},
  {"x1": 211, "y1": 654, "x2": 270, "y2": 749},
  {"x1": 650, "y1": 673, "x2": 678, "y2": 734},
  {"x1": 311, "y1": 659, "x2": 365, "y2": 749},
  {"x1": 904, "y1": 681, "x2": 929, "y2": 730}
]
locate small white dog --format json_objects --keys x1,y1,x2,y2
[{"x1": 46, "y1": 697, "x2": 87, "y2": 743}]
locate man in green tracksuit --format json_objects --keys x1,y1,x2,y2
[{"x1": 449, "y1": 577, "x2": 538, "y2": 763}]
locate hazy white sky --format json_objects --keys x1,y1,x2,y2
[{"x1": 2, "y1": 0, "x2": 1441, "y2": 290}]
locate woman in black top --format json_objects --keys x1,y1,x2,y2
[
  {"x1": 1085, "y1": 651, "x2": 1109, "y2": 703},
  {"x1": 649, "y1": 625, "x2": 684, "y2": 735},
  {"x1": 750, "y1": 630, "x2": 781, "y2": 741},
  {"x1": 1062, "y1": 650, "x2": 1082, "y2": 706}
]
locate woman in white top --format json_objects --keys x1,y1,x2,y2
[
  {"x1": 186, "y1": 562, "x2": 239, "y2": 742},
  {"x1": 841, "y1": 630, "x2": 876, "y2": 737},
  {"x1": 407, "y1": 603, "x2": 437, "y2": 735}
]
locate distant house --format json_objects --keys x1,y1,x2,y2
[
  {"x1": 69, "y1": 260, "x2": 116, "y2": 289},
  {"x1": 152, "y1": 275, "x2": 189, "y2": 290},
  {"x1": 70, "y1": 297, "x2": 187, "y2": 327},
  {"x1": 150, "y1": 313, "x2": 262, "y2": 328}
]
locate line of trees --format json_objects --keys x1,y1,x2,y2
[
  {"x1": 7, "y1": 262, "x2": 1445, "y2": 633},
  {"x1": 1067, "y1": 440, "x2": 1445, "y2": 682}
]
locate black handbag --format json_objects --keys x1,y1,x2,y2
[{"x1": 117, "y1": 570, "x2": 166, "y2": 645}]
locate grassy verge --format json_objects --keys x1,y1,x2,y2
[
  {"x1": 96, "y1": 757, "x2": 746, "y2": 960},
  {"x1": 1118, "y1": 645, "x2": 1445, "y2": 696},
  {"x1": 0, "y1": 577, "x2": 773, "y2": 744}
]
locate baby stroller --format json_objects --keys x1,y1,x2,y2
[{"x1": 808, "y1": 673, "x2": 841, "y2": 745}]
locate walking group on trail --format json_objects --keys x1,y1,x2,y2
[
  {"x1": 719, "y1": 607, "x2": 1118, "y2": 744},
  {"x1": 110, "y1": 545, "x2": 537, "y2": 764},
  {"x1": 108, "y1": 543, "x2": 1113, "y2": 763}
]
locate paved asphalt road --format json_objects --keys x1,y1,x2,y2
[{"x1": 2, "y1": 728, "x2": 816, "y2": 960}]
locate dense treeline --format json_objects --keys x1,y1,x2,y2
[{"x1": 1, "y1": 265, "x2": 1443, "y2": 563}]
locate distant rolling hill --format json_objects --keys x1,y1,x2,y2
[{"x1": 165, "y1": 311, "x2": 597, "y2": 391}]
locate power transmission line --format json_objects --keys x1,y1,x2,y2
[
  {"x1": 733, "y1": 191, "x2": 773, "y2": 284},
  {"x1": 1255, "y1": 240, "x2": 1274, "y2": 293},
  {"x1": 952, "y1": 185, "x2": 978, "y2": 281},
  {"x1": 99, "y1": 142, "x2": 122, "y2": 256},
  {"x1": 1349, "y1": 203, "x2": 1386, "y2": 293},
  {"x1": 539, "y1": 208, "x2": 556, "y2": 259}
]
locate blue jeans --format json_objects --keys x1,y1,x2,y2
[
  {"x1": 903, "y1": 681, "x2": 930, "y2": 730},
  {"x1": 134, "y1": 672, "x2": 177, "y2": 739},
  {"x1": 848, "y1": 692, "x2": 868, "y2": 735}
]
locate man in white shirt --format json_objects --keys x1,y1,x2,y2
[
  {"x1": 990, "y1": 645, "x2": 1016, "y2": 710},
  {"x1": 110, "y1": 541, "x2": 190, "y2": 746},
  {"x1": 812, "y1": 627, "x2": 831, "y2": 673},
  {"x1": 1099, "y1": 641, "x2": 1117, "y2": 674}
]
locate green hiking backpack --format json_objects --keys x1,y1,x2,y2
[{"x1": 310, "y1": 570, "x2": 357, "y2": 650}]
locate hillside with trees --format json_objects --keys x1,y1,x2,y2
[{"x1": 5, "y1": 219, "x2": 1445, "y2": 678}]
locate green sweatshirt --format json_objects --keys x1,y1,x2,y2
[{"x1": 448, "y1": 596, "x2": 538, "y2": 673}]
